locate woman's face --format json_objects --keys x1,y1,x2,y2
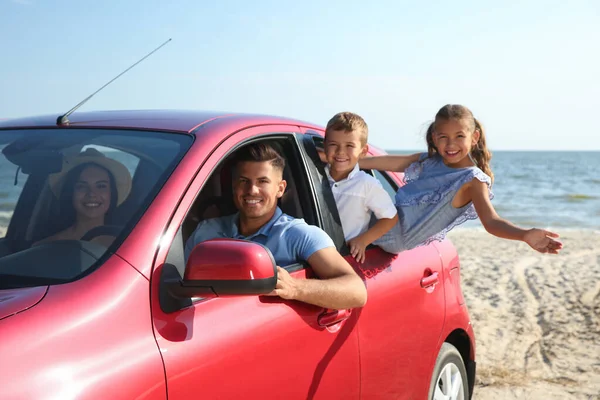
[{"x1": 72, "y1": 165, "x2": 112, "y2": 222}]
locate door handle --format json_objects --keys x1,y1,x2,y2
[
  {"x1": 318, "y1": 309, "x2": 352, "y2": 327},
  {"x1": 420, "y1": 271, "x2": 439, "y2": 288}
]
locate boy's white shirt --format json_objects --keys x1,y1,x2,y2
[{"x1": 325, "y1": 164, "x2": 398, "y2": 242}]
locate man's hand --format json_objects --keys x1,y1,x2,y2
[
  {"x1": 347, "y1": 236, "x2": 368, "y2": 264},
  {"x1": 263, "y1": 247, "x2": 366, "y2": 309},
  {"x1": 265, "y1": 266, "x2": 300, "y2": 300},
  {"x1": 524, "y1": 228, "x2": 563, "y2": 254}
]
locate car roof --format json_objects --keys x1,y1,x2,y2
[{"x1": 0, "y1": 109, "x2": 324, "y2": 135}]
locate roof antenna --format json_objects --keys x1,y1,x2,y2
[{"x1": 56, "y1": 38, "x2": 172, "y2": 126}]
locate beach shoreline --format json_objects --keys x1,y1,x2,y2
[{"x1": 448, "y1": 228, "x2": 600, "y2": 400}]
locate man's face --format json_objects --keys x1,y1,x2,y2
[{"x1": 233, "y1": 160, "x2": 286, "y2": 222}]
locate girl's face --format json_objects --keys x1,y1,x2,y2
[
  {"x1": 433, "y1": 118, "x2": 480, "y2": 167},
  {"x1": 72, "y1": 165, "x2": 112, "y2": 222}
]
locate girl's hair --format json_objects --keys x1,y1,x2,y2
[
  {"x1": 425, "y1": 104, "x2": 493, "y2": 182},
  {"x1": 57, "y1": 162, "x2": 119, "y2": 231}
]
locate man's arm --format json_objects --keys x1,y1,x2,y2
[{"x1": 267, "y1": 247, "x2": 367, "y2": 309}]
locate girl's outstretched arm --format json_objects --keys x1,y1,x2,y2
[
  {"x1": 470, "y1": 179, "x2": 563, "y2": 254},
  {"x1": 358, "y1": 153, "x2": 422, "y2": 172}
]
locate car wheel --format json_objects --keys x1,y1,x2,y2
[{"x1": 428, "y1": 342, "x2": 469, "y2": 400}]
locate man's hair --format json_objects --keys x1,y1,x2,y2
[
  {"x1": 325, "y1": 112, "x2": 369, "y2": 146},
  {"x1": 233, "y1": 142, "x2": 285, "y2": 173}
]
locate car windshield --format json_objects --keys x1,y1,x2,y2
[{"x1": 0, "y1": 128, "x2": 192, "y2": 289}]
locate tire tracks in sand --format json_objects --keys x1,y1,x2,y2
[{"x1": 512, "y1": 256, "x2": 554, "y2": 374}]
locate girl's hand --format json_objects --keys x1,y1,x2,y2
[{"x1": 523, "y1": 229, "x2": 563, "y2": 254}]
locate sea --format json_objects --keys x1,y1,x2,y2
[
  {"x1": 388, "y1": 150, "x2": 600, "y2": 231},
  {"x1": 1, "y1": 151, "x2": 599, "y2": 231}
]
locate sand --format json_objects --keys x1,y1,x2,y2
[{"x1": 447, "y1": 229, "x2": 600, "y2": 400}]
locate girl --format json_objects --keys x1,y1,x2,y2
[{"x1": 359, "y1": 104, "x2": 562, "y2": 254}]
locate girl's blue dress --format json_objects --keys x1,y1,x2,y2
[{"x1": 374, "y1": 153, "x2": 493, "y2": 253}]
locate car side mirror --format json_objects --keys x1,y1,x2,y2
[{"x1": 165, "y1": 239, "x2": 277, "y2": 299}]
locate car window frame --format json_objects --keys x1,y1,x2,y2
[
  {"x1": 294, "y1": 132, "x2": 349, "y2": 258},
  {"x1": 163, "y1": 129, "x2": 327, "y2": 279}
]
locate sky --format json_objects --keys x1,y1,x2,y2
[{"x1": 1, "y1": 0, "x2": 599, "y2": 150}]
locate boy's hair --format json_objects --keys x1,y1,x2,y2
[
  {"x1": 233, "y1": 142, "x2": 285, "y2": 174},
  {"x1": 325, "y1": 112, "x2": 369, "y2": 146},
  {"x1": 425, "y1": 104, "x2": 494, "y2": 182}
]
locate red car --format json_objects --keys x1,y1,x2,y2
[{"x1": 0, "y1": 110, "x2": 475, "y2": 400}]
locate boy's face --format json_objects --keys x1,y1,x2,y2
[{"x1": 324, "y1": 129, "x2": 368, "y2": 179}]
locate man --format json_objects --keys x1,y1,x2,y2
[{"x1": 185, "y1": 142, "x2": 367, "y2": 310}]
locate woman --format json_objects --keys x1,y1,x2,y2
[{"x1": 34, "y1": 148, "x2": 132, "y2": 245}]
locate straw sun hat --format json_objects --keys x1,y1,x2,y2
[{"x1": 49, "y1": 148, "x2": 132, "y2": 206}]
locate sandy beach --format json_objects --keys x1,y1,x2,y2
[{"x1": 448, "y1": 229, "x2": 600, "y2": 400}]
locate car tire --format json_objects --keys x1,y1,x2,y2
[{"x1": 428, "y1": 342, "x2": 469, "y2": 400}]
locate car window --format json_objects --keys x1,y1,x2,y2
[
  {"x1": 0, "y1": 147, "x2": 25, "y2": 240},
  {"x1": 0, "y1": 128, "x2": 192, "y2": 289},
  {"x1": 175, "y1": 135, "x2": 320, "y2": 276},
  {"x1": 373, "y1": 170, "x2": 398, "y2": 199}
]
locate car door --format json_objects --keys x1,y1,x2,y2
[
  {"x1": 150, "y1": 126, "x2": 360, "y2": 400},
  {"x1": 299, "y1": 130, "x2": 446, "y2": 399},
  {"x1": 355, "y1": 157, "x2": 446, "y2": 399}
]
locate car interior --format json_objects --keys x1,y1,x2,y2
[
  {"x1": 0, "y1": 150, "x2": 159, "y2": 282},
  {"x1": 11, "y1": 152, "x2": 160, "y2": 252},
  {"x1": 0, "y1": 131, "x2": 191, "y2": 286},
  {"x1": 181, "y1": 137, "x2": 312, "y2": 244}
]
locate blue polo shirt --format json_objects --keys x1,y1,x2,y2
[{"x1": 184, "y1": 207, "x2": 335, "y2": 266}]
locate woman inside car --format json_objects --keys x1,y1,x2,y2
[{"x1": 34, "y1": 148, "x2": 132, "y2": 246}]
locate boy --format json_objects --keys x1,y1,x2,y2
[{"x1": 323, "y1": 112, "x2": 399, "y2": 263}]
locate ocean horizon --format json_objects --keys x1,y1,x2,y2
[
  {"x1": 1, "y1": 150, "x2": 599, "y2": 232},
  {"x1": 387, "y1": 150, "x2": 600, "y2": 230}
]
